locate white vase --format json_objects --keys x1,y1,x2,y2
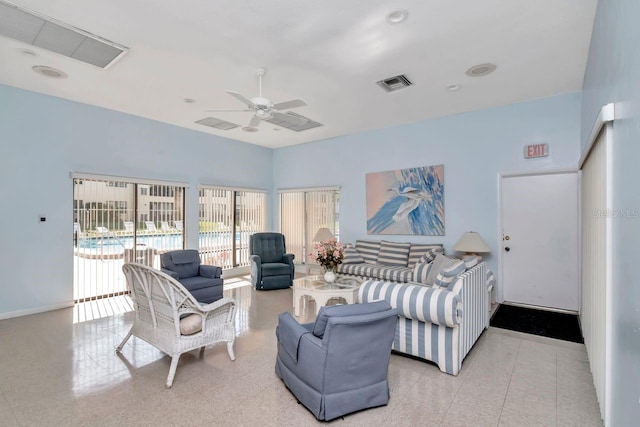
[{"x1": 324, "y1": 270, "x2": 336, "y2": 283}]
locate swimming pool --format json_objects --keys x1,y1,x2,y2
[{"x1": 76, "y1": 231, "x2": 248, "y2": 254}]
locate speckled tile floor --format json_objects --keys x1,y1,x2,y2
[{"x1": 0, "y1": 276, "x2": 603, "y2": 426}]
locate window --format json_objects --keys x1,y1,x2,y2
[
  {"x1": 107, "y1": 181, "x2": 127, "y2": 188},
  {"x1": 199, "y1": 186, "x2": 267, "y2": 269},
  {"x1": 150, "y1": 185, "x2": 174, "y2": 197},
  {"x1": 279, "y1": 188, "x2": 340, "y2": 264}
]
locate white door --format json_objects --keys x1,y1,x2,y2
[{"x1": 501, "y1": 172, "x2": 579, "y2": 311}]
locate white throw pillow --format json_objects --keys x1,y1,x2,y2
[{"x1": 180, "y1": 314, "x2": 202, "y2": 335}]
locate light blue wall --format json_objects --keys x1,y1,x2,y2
[
  {"x1": 582, "y1": 0, "x2": 640, "y2": 423},
  {"x1": 0, "y1": 84, "x2": 272, "y2": 317},
  {"x1": 273, "y1": 92, "x2": 582, "y2": 278}
]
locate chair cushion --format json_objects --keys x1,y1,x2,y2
[
  {"x1": 462, "y1": 254, "x2": 480, "y2": 269},
  {"x1": 342, "y1": 247, "x2": 365, "y2": 264},
  {"x1": 180, "y1": 275, "x2": 223, "y2": 292},
  {"x1": 355, "y1": 240, "x2": 381, "y2": 264},
  {"x1": 377, "y1": 241, "x2": 410, "y2": 266},
  {"x1": 312, "y1": 301, "x2": 392, "y2": 338},
  {"x1": 261, "y1": 262, "x2": 291, "y2": 277}
]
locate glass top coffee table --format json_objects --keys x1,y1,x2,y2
[{"x1": 292, "y1": 275, "x2": 363, "y2": 316}]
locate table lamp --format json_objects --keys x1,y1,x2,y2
[
  {"x1": 453, "y1": 231, "x2": 490, "y2": 260},
  {"x1": 312, "y1": 227, "x2": 335, "y2": 242}
]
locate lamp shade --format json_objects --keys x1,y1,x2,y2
[
  {"x1": 453, "y1": 231, "x2": 490, "y2": 253},
  {"x1": 312, "y1": 227, "x2": 335, "y2": 242}
]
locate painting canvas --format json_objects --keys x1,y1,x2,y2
[{"x1": 366, "y1": 165, "x2": 444, "y2": 235}]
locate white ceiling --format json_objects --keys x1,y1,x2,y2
[{"x1": 0, "y1": 0, "x2": 597, "y2": 148}]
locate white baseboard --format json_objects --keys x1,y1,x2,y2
[{"x1": 0, "y1": 301, "x2": 75, "y2": 320}]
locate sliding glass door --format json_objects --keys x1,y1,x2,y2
[
  {"x1": 73, "y1": 177, "x2": 185, "y2": 307},
  {"x1": 198, "y1": 186, "x2": 267, "y2": 269},
  {"x1": 279, "y1": 188, "x2": 340, "y2": 265}
]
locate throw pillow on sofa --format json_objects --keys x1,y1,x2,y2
[
  {"x1": 425, "y1": 254, "x2": 463, "y2": 286},
  {"x1": 408, "y1": 244, "x2": 443, "y2": 268},
  {"x1": 413, "y1": 261, "x2": 433, "y2": 284},
  {"x1": 417, "y1": 247, "x2": 445, "y2": 265},
  {"x1": 432, "y1": 256, "x2": 466, "y2": 289},
  {"x1": 355, "y1": 240, "x2": 381, "y2": 264},
  {"x1": 342, "y1": 247, "x2": 365, "y2": 264},
  {"x1": 377, "y1": 241, "x2": 411, "y2": 266}
]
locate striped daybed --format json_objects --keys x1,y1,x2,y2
[{"x1": 359, "y1": 262, "x2": 489, "y2": 376}]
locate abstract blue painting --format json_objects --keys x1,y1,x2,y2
[{"x1": 366, "y1": 165, "x2": 444, "y2": 235}]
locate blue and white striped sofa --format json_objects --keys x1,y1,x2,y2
[
  {"x1": 336, "y1": 240, "x2": 443, "y2": 283},
  {"x1": 359, "y1": 262, "x2": 489, "y2": 376}
]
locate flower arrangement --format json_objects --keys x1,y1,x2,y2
[{"x1": 309, "y1": 238, "x2": 345, "y2": 272}]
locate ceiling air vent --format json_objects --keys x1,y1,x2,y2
[
  {"x1": 265, "y1": 112, "x2": 323, "y2": 132},
  {"x1": 376, "y1": 74, "x2": 413, "y2": 92},
  {"x1": 195, "y1": 117, "x2": 240, "y2": 131},
  {"x1": 0, "y1": 0, "x2": 128, "y2": 69}
]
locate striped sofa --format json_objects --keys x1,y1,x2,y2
[
  {"x1": 336, "y1": 240, "x2": 443, "y2": 283},
  {"x1": 359, "y1": 262, "x2": 489, "y2": 376}
]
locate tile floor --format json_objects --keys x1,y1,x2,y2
[{"x1": 0, "y1": 278, "x2": 603, "y2": 426}]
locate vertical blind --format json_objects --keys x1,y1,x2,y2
[
  {"x1": 73, "y1": 177, "x2": 185, "y2": 303},
  {"x1": 279, "y1": 188, "x2": 340, "y2": 265},
  {"x1": 199, "y1": 186, "x2": 266, "y2": 269}
]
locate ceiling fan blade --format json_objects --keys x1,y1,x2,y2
[
  {"x1": 204, "y1": 109, "x2": 252, "y2": 112},
  {"x1": 272, "y1": 99, "x2": 307, "y2": 110},
  {"x1": 248, "y1": 115, "x2": 261, "y2": 128},
  {"x1": 226, "y1": 91, "x2": 256, "y2": 107},
  {"x1": 271, "y1": 111, "x2": 308, "y2": 126}
]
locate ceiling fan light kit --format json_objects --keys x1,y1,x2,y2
[{"x1": 204, "y1": 68, "x2": 315, "y2": 131}]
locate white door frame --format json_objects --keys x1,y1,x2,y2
[{"x1": 496, "y1": 167, "x2": 580, "y2": 306}]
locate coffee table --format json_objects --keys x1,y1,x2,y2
[{"x1": 292, "y1": 275, "x2": 363, "y2": 316}]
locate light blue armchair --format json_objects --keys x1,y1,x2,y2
[
  {"x1": 275, "y1": 301, "x2": 398, "y2": 421},
  {"x1": 249, "y1": 232, "x2": 295, "y2": 290}
]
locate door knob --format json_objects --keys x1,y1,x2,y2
[{"x1": 505, "y1": 247, "x2": 511, "y2": 252}]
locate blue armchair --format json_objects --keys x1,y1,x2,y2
[
  {"x1": 160, "y1": 249, "x2": 223, "y2": 304},
  {"x1": 275, "y1": 301, "x2": 398, "y2": 421},
  {"x1": 249, "y1": 232, "x2": 295, "y2": 290}
]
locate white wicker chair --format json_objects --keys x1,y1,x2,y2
[{"x1": 117, "y1": 262, "x2": 237, "y2": 388}]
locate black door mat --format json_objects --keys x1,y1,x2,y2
[{"x1": 490, "y1": 304, "x2": 583, "y2": 344}]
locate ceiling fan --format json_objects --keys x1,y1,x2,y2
[{"x1": 206, "y1": 68, "x2": 309, "y2": 130}]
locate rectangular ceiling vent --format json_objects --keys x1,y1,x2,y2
[
  {"x1": 265, "y1": 112, "x2": 323, "y2": 132},
  {"x1": 376, "y1": 74, "x2": 413, "y2": 92},
  {"x1": 0, "y1": 0, "x2": 128, "y2": 68},
  {"x1": 196, "y1": 117, "x2": 240, "y2": 131}
]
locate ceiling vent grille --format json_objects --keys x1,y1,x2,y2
[
  {"x1": 376, "y1": 74, "x2": 413, "y2": 92},
  {"x1": 196, "y1": 117, "x2": 240, "y2": 131},
  {"x1": 0, "y1": 0, "x2": 128, "y2": 68},
  {"x1": 265, "y1": 112, "x2": 323, "y2": 132}
]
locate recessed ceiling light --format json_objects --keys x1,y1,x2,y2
[
  {"x1": 184, "y1": 98, "x2": 196, "y2": 104},
  {"x1": 32, "y1": 65, "x2": 67, "y2": 79},
  {"x1": 18, "y1": 48, "x2": 38, "y2": 57},
  {"x1": 242, "y1": 126, "x2": 259, "y2": 133},
  {"x1": 446, "y1": 84, "x2": 461, "y2": 92},
  {"x1": 465, "y1": 63, "x2": 497, "y2": 77},
  {"x1": 386, "y1": 9, "x2": 408, "y2": 24}
]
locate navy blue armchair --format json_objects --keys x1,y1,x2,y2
[
  {"x1": 249, "y1": 233, "x2": 295, "y2": 290},
  {"x1": 275, "y1": 301, "x2": 398, "y2": 421},
  {"x1": 160, "y1": 250, "x2": 223, "y2": 304}
]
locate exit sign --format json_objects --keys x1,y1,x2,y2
[{"x1": 524, "y1": 143, "x2": 549, "y2": 159}]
